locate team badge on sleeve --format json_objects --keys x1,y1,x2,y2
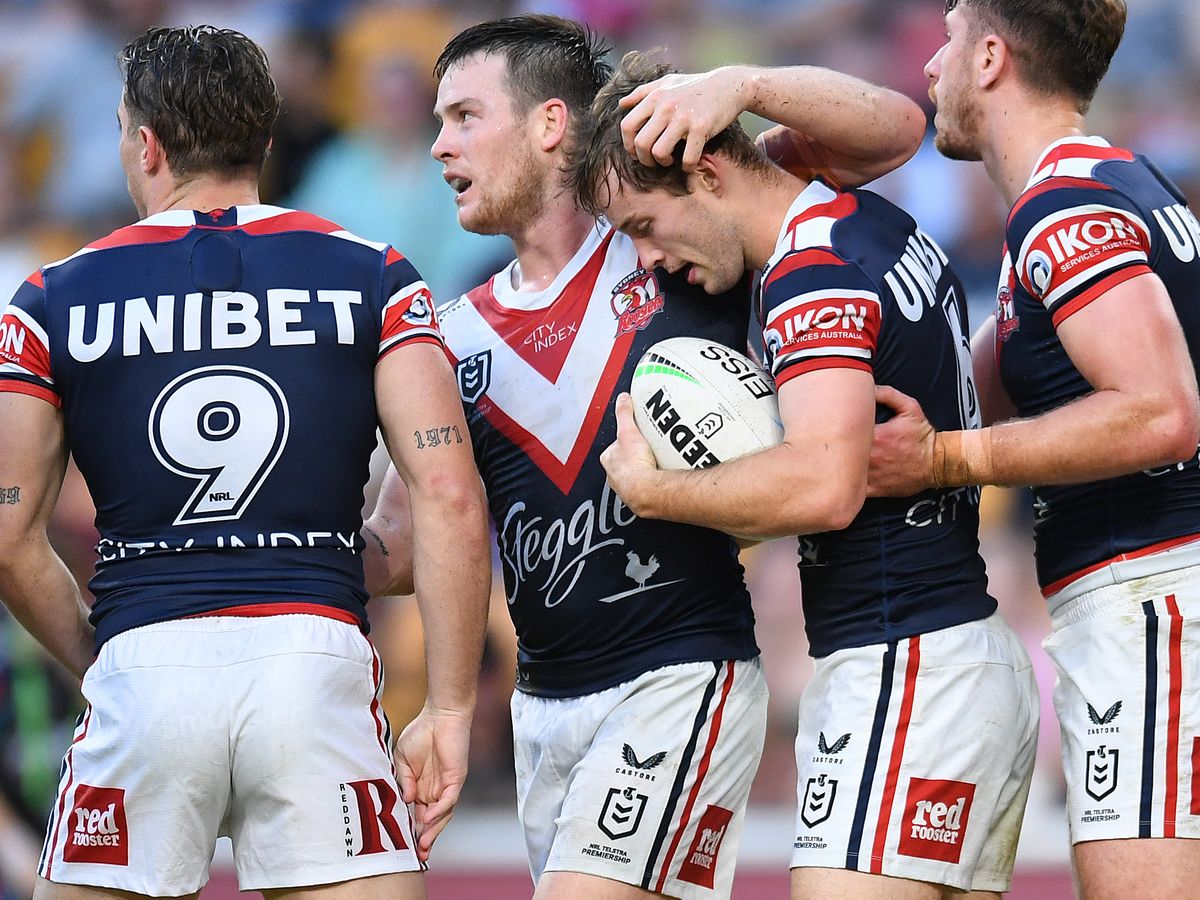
[{"x1": 380, "y1": 280, "x2": 442, "y2": 357}]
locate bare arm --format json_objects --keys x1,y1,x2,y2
[
  {"x1": 601, "y1": 368, "x2": 876, "y2": 537},
  {"x1": 0, "y1": 394, "x2": 93, "y2": 678},
  {"x1": 361, "y1": 465, "x2": 415, "y2": 598},
  {"x1": 375, "y1": 342, "x2": 490, "y2": 859},
  {"x1": 971, "y1": 316, "x2": 1016, "y2": 427},
  {"x1": 619, "y1": 65, "x2": 925, "y2": 187},
  {"x1": 869, "y1": 273, "x2": 1199, "y2": 494}
]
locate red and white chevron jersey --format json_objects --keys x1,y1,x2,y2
[
  {"x1": 0, "y1": 205, "x2": 439, "y2": 647},
  {"x1": 759, "y1": 181, "x2": 995, "y2": 657},
  {"x1": 438, "y1": 223, "x2": 759, "y2": 698},
  {"x1": 995, "y1": 137, "x2": 1200, "y2": 595}
]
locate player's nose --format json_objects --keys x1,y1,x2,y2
[{"x1": 430, "y1": 124, "x2": 455, "y2": 162}]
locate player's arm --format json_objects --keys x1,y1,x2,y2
[
  {"x1": 375, "y1": 341, "x2": 490, "y2": 859},
  {"x1": 619, "y1": 64, "x2": 925, "y2": 186},
  {"x1": 361, "y1": 465, "x2": 415, "y2": 598},
  {"x1": 0, "y1": 394, "x2": 93, "y2": 678},
  {"x1": 870, "y1": 273, "x2": 1199, "y2": 494},
  {"x1": 604, "y1": 367, "x2": 875, "y2": 537},
  {"x1": 970, "y1": 315, "x2": 1016, "y2": 426}
]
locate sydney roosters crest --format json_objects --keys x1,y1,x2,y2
[
  {"x1": 995, "y1": 280, "x2": 1020, "y2": 343},
  {"x1": 611, "y1": 269, "x2": 664, "y2": 336}
]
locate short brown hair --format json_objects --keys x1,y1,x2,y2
[
  {"x1": 119, "y1": 26, "x2": 280, "y2": 178},
  {"x1": 567, "y1": 51, "x2": 769, "y2": 216},
  {"x1": 947, "y1": 0, "x2": 1126, "y2": 110},
  {"x1": 434, "y1": 15, "x2": 612, "y2": 116}
]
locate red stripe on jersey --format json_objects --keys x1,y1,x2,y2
[
  {"x1": 0, "y1": 380, "x2": 61, "y2": 407},
  {"x1": 763, "y1": 248, "x2": 847, "y2": 290},
  {"x1": 784, "y1": 193, "x2": 858, "y2": 245},
  {"x1": 44, "y1": 705, "x2": 92, "y2": 879},
  {"x1": 25, "y1": 269, "x2": 43, "y2": 289},
  {"x1": 1008, "y1": 177, "x2": 1115, "y2": 225},
  {"x1": 188, "y1": 602, "x2": 362, "y2": 626},
  {"x1": 382, "y1": 285, "x2": 438, "y2": 348},
  {"x1": 1164, "y1": 595, "x2": 1183, "y2": 837},
  {"x1": 1050, "y1": 264, "x2": 1153, "y2": 327},
  {"x1": 237, "y1": 210, "x2": 343, "y2": 236},
  {"x1": 0, "y1": 311, "x2": 52, "y2": 379},
  {"x1": 86, "y1": 224, "x2": 195, "y2": 251},
  {"x1": 871, "y1": 636, "x2": 920, "y2": 874},
  {"x1": 385, "y1": 247, "x2": 406, "y2": 266},
  {"x1": 450, "y1": 322, "x2": 637, "y2": 495},
  {"x1": 476, "y1": 231, "x2": 614, "y2": 383},
  {"x1": 775, "y1": 356, "x2": 872, "y2": 387},
  {"x1": 1042, "y1": 531, "x2": 1200, "y2": 597},
  {"x1": 655, "y1": 661, "x2": 736, "y2": 894},
  {"x1": 1041, "y1": 142, "x2": 1135, "y2": 171}
]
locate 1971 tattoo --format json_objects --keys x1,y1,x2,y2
[{"x1": 413, "y1": 426, "x2": 464, "y2": 449}]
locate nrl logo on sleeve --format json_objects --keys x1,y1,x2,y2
[
  {"x1": 456, "y1": 350, "x2": 491, "y2": 403},
  {"x1": 611, "y1": 269, "x2": 664, "y2": 336}
]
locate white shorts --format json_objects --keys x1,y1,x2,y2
[
  {"x1": 790, "y1": 613, "x2": 1038, "y2": 892},
  {"x1": 38, "y1": 614, "x2": 420, "y2": 895},
  {"x1": 512, "y1": 659, "x2": 768, "y2": 899},
  {"x1": 1045, "y1": 562, "x2": 1200, "y2": 844}
]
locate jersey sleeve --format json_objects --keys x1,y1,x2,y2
[
  {"x1": 1008, "y1": 180, "x2": 1153, "y2": 327},
  {"x1": 759, "y1": 249, "x2": 882, "y2": 387},
  {"x1": 377, "y1": 248, "x2": 444, "y2": 360},
  {"x1": 0, "y1": 271, "x2": 60, "y2": 407}
]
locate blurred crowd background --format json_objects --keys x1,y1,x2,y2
[{"x1": 0, "y1": 0, "x2": 1197, "y2": 895}]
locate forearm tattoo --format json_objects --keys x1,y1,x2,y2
[{"x1": 0, "y1": 487, "x2": 19, "y2": 505}]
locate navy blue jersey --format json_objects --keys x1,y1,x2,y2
[
  {"x1": 439, "y1": 224, "x2": 758, "y2": 698},
  {"x1": 994, "y1": 137, "x2": 1200, "y2": 594},
  {"x1": 0, "y1": 205, "x2": 440, "y2": 647},
  {"x1": 759, "y1": 181, "x2": 995, "y2": 657}
]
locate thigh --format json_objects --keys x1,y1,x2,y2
[
  {"x1": 261, "y1": 871, "x2": 426, "y2": 900},
  {"x1": 38, "y1": 624, "x2": 233, "y2": 896},
  {"x1": 791, "y1": 616, "x2": 1038, "y2": 895},
  {"x1": 1073, "y1": 836, "x2": 1200, "y2": 900},
  {"x1": 547, "y1": 659, "x2": 768, "y2": 900},
  {"x1": 1046, "y1": 581, "x2": 1200, "y2": 846},
  {"x1": 225, "y1": 616, "x2": 421, "y2": 891},
  {"x1": 790, "y1": 866, "x2": 942, "y2": 900}
]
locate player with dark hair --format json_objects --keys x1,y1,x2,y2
[
  {"x1": 362, "y1": 13, "x2": 928, "y2": 899},
  {"x1": 572, "y1": 51, "x2": 1039, "y2": 899},
  {"x1": 866, "y1": 2, "x2": 1200, "y2": 895},
  {"x1": 0, "y1": 25, "x2": 490, "y2": 899}
]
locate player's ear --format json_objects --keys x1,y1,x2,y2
[
  {"x1": 691, "y1": 154, "x2": 723, "y2": 197},
  {"x1": 976, "y1": 32, "x2": 1006, "y2": 89},
  {"x1": 139, "y1": 124, "x2": 166, "y2": 175},
  {"x1": 539, "y1": 97, "x2": 570, "y2": 153}
]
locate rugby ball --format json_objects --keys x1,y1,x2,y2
[{"x1": 629, "y1": 337, "x2": 783, "y2": 472}]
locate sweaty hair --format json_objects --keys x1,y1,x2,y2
[
  {"x1": 119, "y1": 26, "x2": 280, "y2": 178},
  {"x1": 434, "y1": 14, "x2": 612, "y2": 115},
  {"x1": 946, "y1": 0, "x2": 1126, "y2": 110},
  {"x1": 567, "y1": 51, "x2": 770, "y2": 217}
]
